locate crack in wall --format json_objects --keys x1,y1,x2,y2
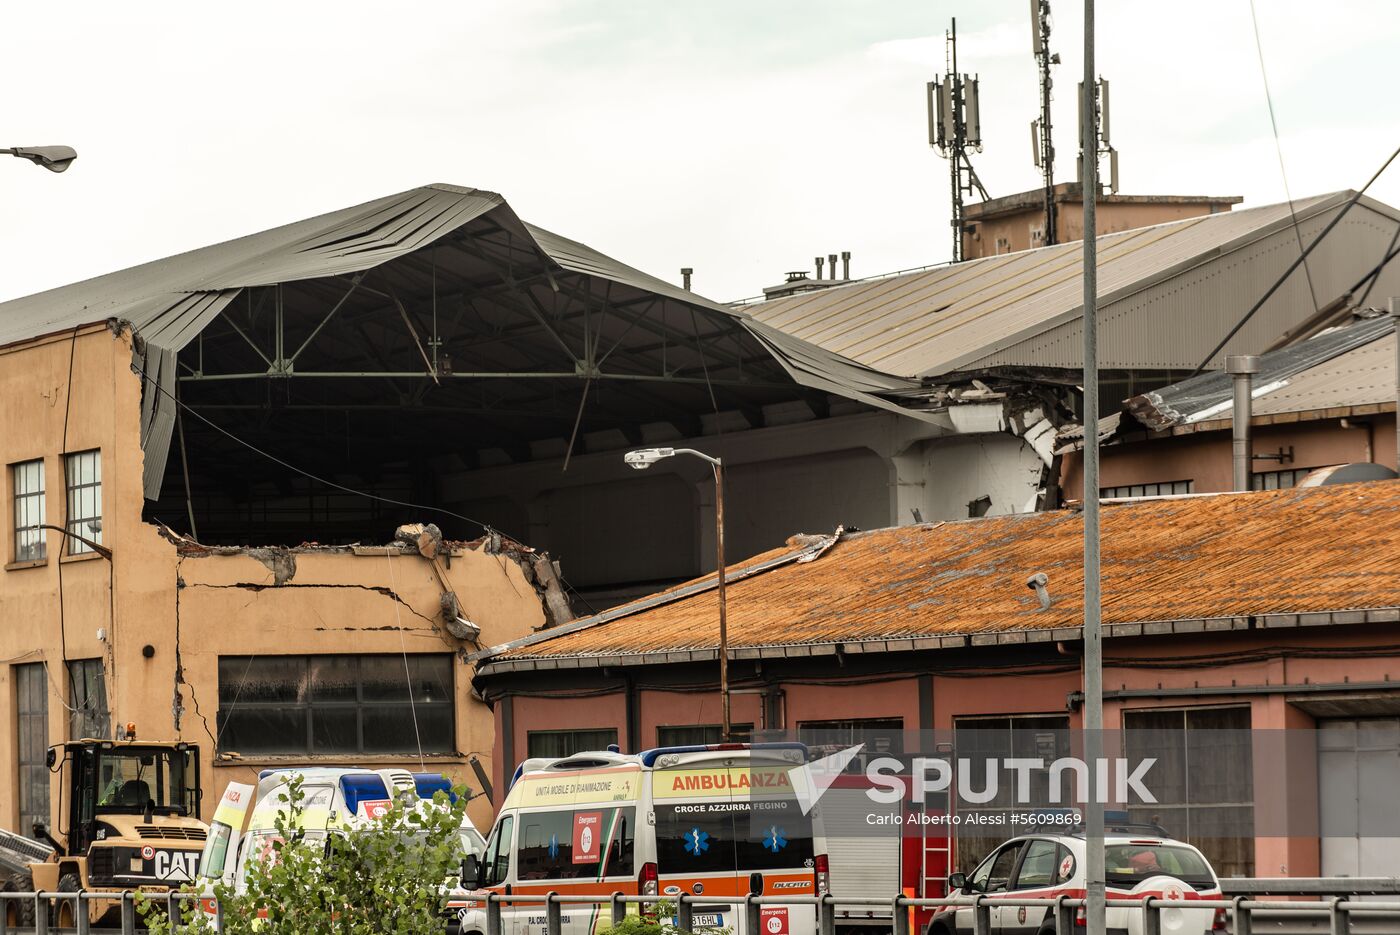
[{"x1": 179, "y1": 580, "x2": 441, "y2": 628}]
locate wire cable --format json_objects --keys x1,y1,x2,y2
[
  {"x1": 386, "y1": 549, "x2": 427, "y2": 772},
  {"x1": 1248, "y1": 0, "x2": 1320, "y2": 317}
]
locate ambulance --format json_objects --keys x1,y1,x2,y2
[
  {"x1": 196, "y1": 767, "x2": 484, "y2": 911},
  {"x1": 457, "y1": 743, "x2": 828, "y2": 935}
]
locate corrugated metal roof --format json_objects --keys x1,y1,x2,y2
[
  {"x1": 746, "y1": 192, "x2": 1400, "y2": 378},
  {"x1": 1125, "y1": 315, "x2": 1396, "y2": 430},
  {"x1": 483, "y1": 480, "x2": 1400, "y2": 663}
]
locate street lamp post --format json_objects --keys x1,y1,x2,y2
[
  {"x1": 2, "y1": 146, "x2": 78, "y2": 173},
  {"x1": 625, "y1": 447, "x2": 730, "y2": 740}
]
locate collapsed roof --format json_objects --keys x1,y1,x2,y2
[
  {"x1": 0, "y1": 185, "x2": 926, "y2": 534},
  {"x1": 745, "y1": 192, "x2": 1400, "y2": 380}
]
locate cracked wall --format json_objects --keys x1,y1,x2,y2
[{"x1": 0, "y1": 325, "x2": 548, "y2": 837}]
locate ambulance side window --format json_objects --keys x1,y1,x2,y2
[
  {"x1": 519, "y1": 811, "x2": 578, "y2": 880},
  {"x1": 481, "y1": 815, "x2": 514, "y2": 888},
  {"x1": 602, "y1": 808, "x2": 635, "y2": 878}
]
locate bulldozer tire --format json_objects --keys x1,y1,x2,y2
[
  {"x1": 3, "y1": 877, "x2": 37, "y2": 929},
  {"x1": 53, "y1": 871, "x2": 85, "y2": 930}
]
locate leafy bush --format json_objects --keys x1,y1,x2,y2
[{"x1": 141, "y1": 776, "x2": 470, "y2": 934}]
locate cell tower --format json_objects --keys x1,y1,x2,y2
[
  {"x1": 1079, "y1": 77, "x2": 1119, "y2": 194},
  {"x1": 927, "y1": 18, "x2": 989, "y2": 263},
  {"x1": 1029, "y1": 0, "x2": 1059, "y2": 246}
]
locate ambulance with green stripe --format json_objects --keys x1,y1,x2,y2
[
  {"x1": 195, "y1": 767, "x2": 483, "y2": 915},
  {"x1": 454, "y1": 743, "x2": 828, "y2": 935}
]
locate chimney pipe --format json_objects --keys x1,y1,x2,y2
[
  {"x1": 841, "y1": 251, "x2": 851, "y2": 280},
  {"x1": 814, "y1": 256, "x2": 824, "y2": 280},
  {"x1": 680, "y1": 267, "x2": 693, "y2": 291},
  {"x1": 1227, "y1": 355, "x2": 1259, "y2": 492},
  {"x1": 828, "y1": 254, "x2": 839, "y2": 281}
]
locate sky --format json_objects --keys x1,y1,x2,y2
[{"x1": 1, "y1": 0, "x2": 1396, "y2": 304}]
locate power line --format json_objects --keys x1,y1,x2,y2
[
  {"x1": 1193, "y1": 144, "x2": 1400, "y2": 375},
  {"x1": 1249, "y1": 0, "x2": 1320, "y2": 318}
]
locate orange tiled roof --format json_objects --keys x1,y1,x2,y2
[{"x1": 486, "y1": 481, "x2": 1400, "y2": 663}]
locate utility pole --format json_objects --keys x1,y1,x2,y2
[
  {"x1": 929, "y1": 18, "x2": 989, "y2": 262},
  {"x1": 1031, "y1": 0, "x2": 1058, "y2": 246},
  {"x1": 1081, "y1": 0, "x2": 1106, "y2": 933}
]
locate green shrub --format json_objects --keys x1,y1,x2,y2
[{"x1": 140, "y1": 775, "x2": 470, "y2": 934}]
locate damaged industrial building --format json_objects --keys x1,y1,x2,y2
[{"x1": 1, "y1": 181, "x2": 1397, "y2": 833}]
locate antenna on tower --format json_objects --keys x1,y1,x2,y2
[
  {"x1": 1079, "y1": 77, "x2": 1119, "y2": 193},
  {"x1": 1029, "y1": 0, "x2": 1060, "y2": 246},
  {"x1": 927, "y1": 17, "x2": 990, "y2": 263}
]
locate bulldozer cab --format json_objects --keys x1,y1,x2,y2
[{"x1": 50, "y1": 738, "x2": 201, "y2": 856}]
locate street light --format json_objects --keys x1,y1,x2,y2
[
  {"x1": 625, "y1": 447, "x2": 731, "y2": 740},
  {"x1": 3, "y1": 146, "x2": 78, "y2": 173}
]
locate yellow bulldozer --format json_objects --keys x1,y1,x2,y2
[{"x1": 0, "y1": 728, "x2": 206, "y2": 927}]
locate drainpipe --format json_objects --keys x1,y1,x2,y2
[
  {"x1": 1391, "y1": 298, "x2": 1400, "y2": 471},
  {"x1": 1228, "y1": 355, "x2": 1259, "y2": 492}
]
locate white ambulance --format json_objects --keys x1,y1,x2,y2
[
  {"x1": 456, "y1": 743, "x2": 828, "y2": 935},
  {"x1": 196, "y1": 766, "x2": 483, "y2": 913}
]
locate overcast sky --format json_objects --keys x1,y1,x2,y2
[{"x1": 2, "y1": 0, "x2": 1396, "y2": 304}]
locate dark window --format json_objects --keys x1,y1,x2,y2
[
  {"x1": 67, "y1": 658, "x2": 109, "y2": 740},
  {"x1": 12, "y1": 459, "x2": 45, "y2": 562},
  {"x1": 953, "y1": 714, "x2": 1071, "y2": 871},
  {"x1": 797, "y1": 717, "x2": 904, "y2": 774},
  {"x1": 526, "y1": 729, "x2": 619, "y2": 759},
  {"x1": 63, "y1": 450, "x2": 102, "y2": 555},
  {"x1": 655, "y1": 799, "x2": 814, "y2": 874},
  {"x1": 1123, "y1": 706, "x2": 1253, "y2": 877},
  {"x1": 656, "y1": 724, "x2": 753, "y2": 747},
  {"x1": 516, "y1": 807, "x2": 635, "y2": 880},
  {"x1": 15, "y1": 663, "x2": 49, "y2": 838},
  {"x1": 216, "y1": 654, "x2": 453, "y2": 755}
]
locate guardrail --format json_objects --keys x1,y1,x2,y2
[{"x1": 2, "y1": 887, "x2": 1399, "y2": 934}]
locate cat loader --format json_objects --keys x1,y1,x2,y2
[{"x1": 0, "y1": 727, "x2": 205, "y2": 927}]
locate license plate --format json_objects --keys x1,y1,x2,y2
[{"x1": 675, "y1": 913, "x2": 725, "y2": 929}]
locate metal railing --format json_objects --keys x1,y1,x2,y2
[{"x1": 2, "y1": 886, "x2": 1399, "y2": 934}]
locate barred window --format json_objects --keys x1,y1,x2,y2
[
  {"x1": 12, "y1": 459, "x2": 45, "y2": 562},
  {"x1": 1252, "y1": 468, "x2": 1316, "y2": 491},
  {"x1": 216, "y1": 654, "x2": 454, "y2": 756},
  {"x1": 64, "y1": 450, "x2": 102, "y2": 555},
  {"x1": 1101, "y1": 479, "x2": 1194, "y2": 499}
]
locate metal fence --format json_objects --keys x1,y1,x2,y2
[{"x1": 2, "y1": 887, "x2": 1400, "y2": 935}]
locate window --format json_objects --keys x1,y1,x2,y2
[
  {"x1": 12, "y1": 459, "x2": 45, "y2": 562},
  {"x1": 1123, "y1": 706, "x2": 1253, "y2": 877},
  {"x1": 654, "y1": 797, "x2": 814, "y2": 874},
  {"x1": 1252, "y1": 468, "x2": 1316, "y2": 491},
  {"x1": 516, "y1": 806, "x2": 635, "y2": 880},
  {"x1": 797, "y1": 717, "x2": 904, "y2": 773},
  {"x1": 67, "y1": 659, "x2": 109, "y2": 740},
  {"x1": 1101, "y1": 480, "x2": 1193, "y2": 499},
  {"x1": 15, "y1": 663, "x2": 49, "y2": 837},
  {"x1": 526, "y1": 728, "x2": 619, "y2": 759},
  {"x1": 480, "y1": 814, "x2": 514, "y2": 887},
  {"x1": 953, "y1": 714, "x2": 1070, "y2": 871},
  {"x1": 656, "y1": 723, "x2": 753, "y2": 746},
  {"x1": 969, "y1": 842, "x2": 1022, "y2": 893},
  {"x1": 216, "y1": 654, "x2": 454, "y2": 755},
  {"x1": 64, "y1": 450, "x2": 102, "y2": 555},
  {"x1": 1012, "y1": 839, "x2": 1060, "y2": 889}
]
